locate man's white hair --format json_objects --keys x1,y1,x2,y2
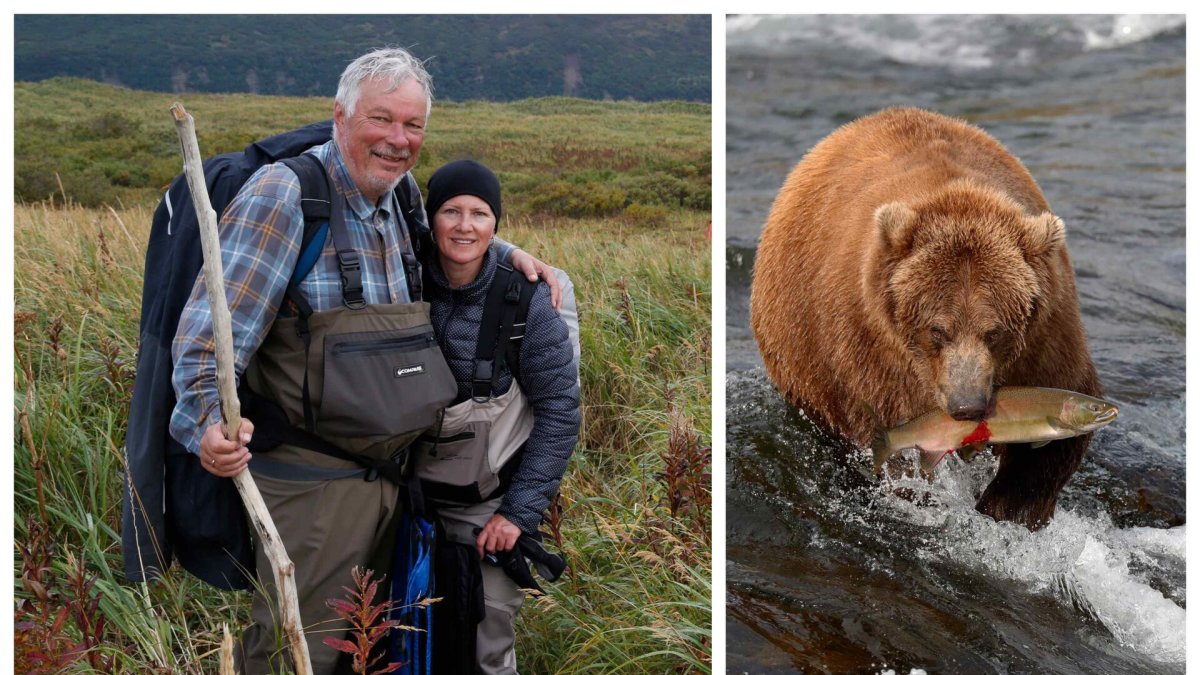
[{"x1": 335, "y1": 47, "x2": 434, "y2": 118}]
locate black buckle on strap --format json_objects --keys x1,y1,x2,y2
[
  {"x1": 337, "y1": 249, "x2": 366, "y2": 309},
  {"x1": 505, "y1": 278, "x2": 522, "y2": 304},
  {"x1": 402, "y1": 251, "x2": 422, "y2": 301},
  {"x1": 472, "y1": 358, "x2": 494, "y2": 401}
]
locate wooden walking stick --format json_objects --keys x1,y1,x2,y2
[
  {"x1": 220, "y1": 623, "x2": 236, "y2": 675},
  {"x1": 169, "y1": 102, "x2": 313, "y2": 675}
]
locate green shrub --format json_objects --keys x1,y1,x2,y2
[
  {"x1": 526, "y1": 180, "x2": 628, "y2": 218},
  {"x1": 609, "y1": 172, "x2": 709, "y2": 210},
  {"x1": 14, "y1": 155, "x2": 65, "y2": 203},
  {"x1": 623, "y1": 202, "x2": 670, "y2": 226},
  {"x1": 14, "y1": 155, "x2": 114, "y2": 206},
  {"x1": 95, "y1": 158, "x2": 150, "y2": 188},
  {"x1": 74, "y1": 111, "x2": 143, "y2": 141}
]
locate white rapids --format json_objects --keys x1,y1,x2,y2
[{"x1": 877, "y1": 454, "x2": 1185, "y2": 665}]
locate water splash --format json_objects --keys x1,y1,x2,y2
[{"x1": 880, "y1": 458, "x2": 1185, "y2": 664}]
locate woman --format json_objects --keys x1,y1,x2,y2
[{"x1": 418, "y1": 159, "x2": 580, "y2": 674}]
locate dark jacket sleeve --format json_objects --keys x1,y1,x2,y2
[{"x1": 495, "y1": 282, "x2": 580, "y2": 534}]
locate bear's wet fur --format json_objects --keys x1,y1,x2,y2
[{"x1": 750, "y1": 107, "x2": 1101, "y2": 530}]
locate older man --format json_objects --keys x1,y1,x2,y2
[{"x1": 170, "y1": 47, "x2": 558, "y2": 673}]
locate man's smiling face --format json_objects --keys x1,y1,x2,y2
[{"x1": 333, "y1": 76, "x2": 427, "y2": 203}]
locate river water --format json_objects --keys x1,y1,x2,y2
[{"x1": 725, "y1": 15, "x2": 1185, "y2": 674}]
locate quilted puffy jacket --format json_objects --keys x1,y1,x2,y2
[{"x1": 426, "y1": 245, "x2": 581, "y2": 534}]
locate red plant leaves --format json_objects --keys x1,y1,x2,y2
[
  {"x1": 322, "y1": 637, "x2": 359, "y2": 655},
  {"x1": 324, "y1": 567, "x2": 406, "y2": 675}
]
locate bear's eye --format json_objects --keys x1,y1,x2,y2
[
  {"x1": 929, "y1": 326, "x2": 950, "y2": 347},
  {"x1": 984, "y1": 329, "x2": 1004, "y2": 347}
]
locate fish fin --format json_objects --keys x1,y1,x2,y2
[
  {"x1": 1045, "y1": 416, "x2": 1069, "y2": 433},
  {"x1": 919, "y1": 448, "x2": 951, "y2": 474},
  {"x1": 1030, "y1": 440, "x2": 1051, "y2": 449}
]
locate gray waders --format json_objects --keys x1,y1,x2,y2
[
  {"x1": 239, "y1": 300, "x2": 455, "y2": 674},
  {"x1": 417, "y1": 384, "x2": 535, "y2": 674}
]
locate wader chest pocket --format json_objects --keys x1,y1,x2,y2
[
  {"x1": 321, "y1": 328, "x2": 456, "y2": 439},
  {"x1": 415, "y1": 422, "x2": 494, "y2": 501},
  {"x1": 415, "y1": 384, "x2": 534, "y2": 504}
]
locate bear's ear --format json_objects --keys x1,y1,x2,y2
[
  {"x1": 1021, "y1": 212, "x2": 1066, "y2": 260},
  {"x1": 875, "y1": 202, "x2": 918, "y2": 256}
]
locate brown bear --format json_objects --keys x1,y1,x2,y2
[{"x1": 750, "y1": 107, "x2": 1101, "y2": 530}]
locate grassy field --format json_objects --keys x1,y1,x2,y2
[
  {"x1": 13, "y1": 81, "x2": 711, "y2": 673},
  {"x1": 16, "y1": 78, "x2": 711, "y2": 220}
]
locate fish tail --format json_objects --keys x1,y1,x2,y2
[
  {"x1": 862, "y1": 402, "x2": 891, "y2": 472},
  {"x1": 871, "y1": 426, "x2": 892, "y2": 473}
]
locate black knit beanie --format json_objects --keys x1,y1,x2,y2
[{"x1": 425, "y1": 160, "x2": 502, "y2": 230}]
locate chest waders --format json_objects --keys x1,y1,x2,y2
[
  {"x1": 393, "y1": 264, "x2": 544, "y2": 674},
  {"x1": 238, "y1": 154, "x2": 455, "y2": 675},
  {"x1": 395, "y1": 383, "x2": 533, "y2": 673},
  {"x1": 415, "y1": 262, "x2": 537, "y2": 502}
]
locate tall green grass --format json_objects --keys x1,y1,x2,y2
[{"x1": 14, "y1": 197, "x2": 711, "y2": 672}]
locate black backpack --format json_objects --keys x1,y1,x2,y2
[{"x1": 121, "y1": 121, "x2": 426, "y2": 590}]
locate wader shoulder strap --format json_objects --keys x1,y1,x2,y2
[
  {"x1": 324, "y1": 182, "x2": 365, "y2": 311},
  {"x1": 278, "y1": 153, "x2": 367, "y2": 431}
]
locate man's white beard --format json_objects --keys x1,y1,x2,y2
[
  {"x1": 362, "y1": 171, "x2": 404, "y2": 198},
  {"x1": 335, "y1": 125, "x2": 406, "y2": 200}
]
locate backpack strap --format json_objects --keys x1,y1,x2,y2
[
  {"x1": 506, "y1": 273, "x2": 536, "y2": 389},
  {"x1": 472, "y1": 264, "x2": 537, "y2": 400},
  {"x1": 278, "y1": 154, "x2": 332, "y2": 317},
  {"x1": 396, "y1": 173, "x2": 429, "y2": 255}
]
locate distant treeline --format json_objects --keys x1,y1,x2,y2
[{"x1": 15, "y1": 15, "x2": 711, "y2": 103}]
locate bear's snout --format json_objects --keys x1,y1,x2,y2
[
  {"x1": 948, "y1": 393, "x2": 991, "y2": 421},
  {"x1": 938, "y1": 340, "x2": 995, "y2": 422}
]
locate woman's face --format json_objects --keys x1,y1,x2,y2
[{"x1": 433, "y1": 194, "x2": 496, "y2": 268}]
